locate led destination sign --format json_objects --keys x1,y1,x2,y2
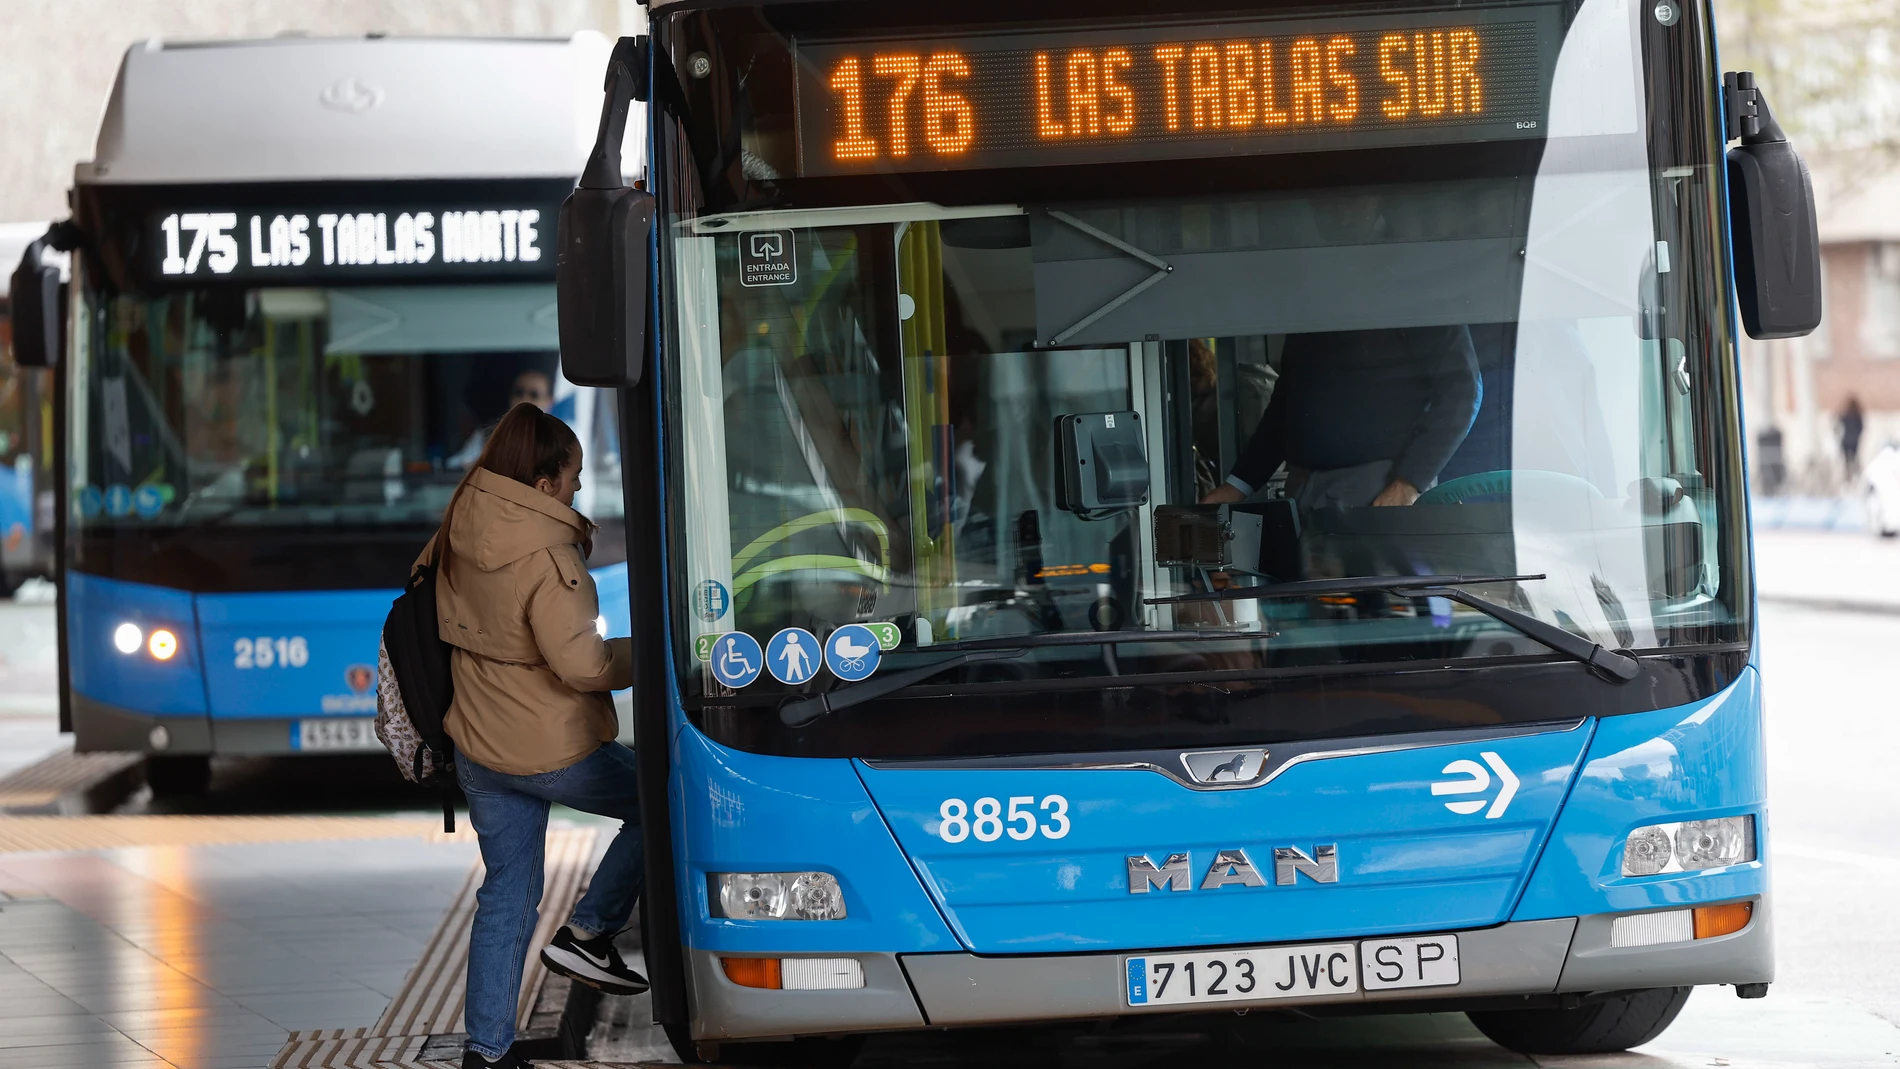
[
  {"x1": 144, "y1": 200, "x2": 564, "y2": 283},
  {"x1": 794, "y1": 6, "x2": 1559, "y2": 175}
]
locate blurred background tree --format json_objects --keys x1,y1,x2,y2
[{"x1": 1714, "y1": 0, "x2": 1899, "y2": 176}]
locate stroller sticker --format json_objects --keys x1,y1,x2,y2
[{"x1": 824, "y1": 624, "x2": 881, "y2": 682}]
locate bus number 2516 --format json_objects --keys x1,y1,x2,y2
[{"x1": 936, "y1": 795, "x2": 1071, "y2": 842}]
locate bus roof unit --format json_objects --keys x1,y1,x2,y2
[{"x1": 81, "y1": 35, "x2": 613, "y2": 185}]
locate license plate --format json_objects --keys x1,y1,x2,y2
[
  {"x1": 1359, "y1": 934, "x2": 1461, "y2": 991},
  {"x1": 293, "y1": 718, "x2": 383, "y2": 752},
  {"x1": 1124, "y1": 933, "x2": 1461, "y2": 1007},
  {"x1": 1126, "y1": 942, "x2": 1359, "y2": 1006}
]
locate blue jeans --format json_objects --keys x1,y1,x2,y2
[{"x1": 457, "y1": 743, "x2": 644, "y2": 1059}]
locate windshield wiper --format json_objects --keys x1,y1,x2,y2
[
  {"x1": 1148, "y1": 573, "x2": 1640, "y2": 683},
  {"x1": 777, "y1": 630, "x2": 1268, "y2": 727}
]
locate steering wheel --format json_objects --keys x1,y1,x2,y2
[{"x1": 1416, "y1": 469, "x2": 1605, "y2": 505}]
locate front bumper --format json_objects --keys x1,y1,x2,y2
[
  {"x1": 73, "y1": 694, "x2": 372, "y2": 756},
  {"x1": 688, "y1": 896, "x2": 1771, "y2": 1041}
]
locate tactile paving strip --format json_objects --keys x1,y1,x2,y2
[
  {"x1": 0, "y1": 748, "x2": 142, "y2": 812},
  {"x1": 272, "y1": 826, "x2": 614, "y2": 1069}
]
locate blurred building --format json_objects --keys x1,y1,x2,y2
[
  {"x1": 0, "y1": 0, "x2": 644, "y2": 223},
  {"x1": 1741, "y1": 163, "x2": 1900, "y2": 493}
]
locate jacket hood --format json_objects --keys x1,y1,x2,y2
[{"x1": 448, "y1": 466, "x2": 590, "y2": 572}]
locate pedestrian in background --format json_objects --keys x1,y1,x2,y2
[
  {"x1": 423, "y1": 403, "x2": 647, "y2": 1069},
  {"x1": 1841, "y1": 395, "x2": 1866, "y2": 479}
]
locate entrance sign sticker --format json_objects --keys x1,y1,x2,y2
[{"x1": 740, "y1": 230, "x2": 797, "y2": 287}]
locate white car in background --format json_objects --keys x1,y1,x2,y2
[{"x1": 1866, "y1": 442, "x2": 1900, "y2": 537}]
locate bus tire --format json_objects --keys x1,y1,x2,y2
[
  {"x1": 146, "y1": 755, "x2": 212, "y2": 796},
  {"x1": 1467, "y1": 987, "x2": 1692, "y2": 1054}
]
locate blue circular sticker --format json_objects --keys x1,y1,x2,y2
[
  {"x1": 823, "y1": 624, "x2": 882, "y2": 682},
  {"x1": 104, "y1": 484, "x2": 134, "y2": 518},
  {"x1": 133, "y1": 485, "x2": 165, "y2": 519},
  {"x1": 708, "y1": 632, "x2": 763, "y2": 689},
  {"x1": 765, "y1": 627, "x2": 822, "y2": 685},
  {"x1": 78, "y1": 485, "x2": 103, "y2": 519},
  {"x1": 693, "y1": 579, "x2": 732, "y2": 622}
]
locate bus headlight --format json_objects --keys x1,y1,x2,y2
[
  {"x1": 713, "y1": 872, "x2": 847, "y2": 920},
  {"x1": 114, "y1": 622, "x2": 144, "y2": 654},
  {"x1": 148, "y1": 629, "x2": 179, "y2": 661},
  {"x1": 1620, "y1": 816, "x2": 1756, "y2": 876}
]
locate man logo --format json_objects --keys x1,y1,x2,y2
[
  {"x1": 1180, "y1": 749, "x2": 1269, "y2": 787},
  {"x1": 1127, "y1": 845, "x2": 1338, "y2": 893},
  {"x1": 344, "y1": 664, "x2": 375, "y2": 695}
]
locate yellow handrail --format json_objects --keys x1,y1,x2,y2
[
  {"x1": 730, "y1": 507, "x2": 890, "y2": 574},
  {"x1": 731, "y1": 554, "x2": 891, "y2": 595}
]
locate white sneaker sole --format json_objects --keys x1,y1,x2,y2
[{"x1": 540, "y1": 944, "x2": 649, "y2": 996}]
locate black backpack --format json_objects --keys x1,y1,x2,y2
[{"x1": 375, "y1": 553, "x2": 459, "y2": 831}]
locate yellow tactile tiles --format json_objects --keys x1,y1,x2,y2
[
  {"x1": 268, "y1": 827, "x2": 602, "y2": 1069},
  {"x1": 0, "y1": 749, "x2": 142, "y2": 810},
  {"x1": 0, "y1": 814, "x2": 476, "y2": 854}
]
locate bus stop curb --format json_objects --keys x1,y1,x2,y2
[{"x1": 0, "y1": 748, "x2": 144, "y2": 815}]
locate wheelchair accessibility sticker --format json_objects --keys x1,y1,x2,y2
[
  {"x1": 766, "y1": 628, "x2": 822, "y2": 685},
  {"x1": 708, "y1": 632, "x2": 764, "y2": 689},
  {"x1": 824, "y1": 624, "x2": 881, "y2": 682}
]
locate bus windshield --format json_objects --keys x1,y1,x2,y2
[
  {"x1": 70, "y1": 282, "x2": 624, "y2": 530},
  {"x1": 653, "y1": 0, "x2": 1749, "y2": 751}
]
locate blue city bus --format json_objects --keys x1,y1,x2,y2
[
  {"x1": 19, "y1": 35, "x2": 640, "y2": 793},
  {"x1": 568, "y1": 0, "x2": 1822, "y2": 1058},
  {"x1": 0, "y1": 223, "x2": 59, "y2": 595}
]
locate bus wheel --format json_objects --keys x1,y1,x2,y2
[
  {"x1": 1468, "y1": 987, "x2": 1691, "y2": 1054},
  {"x1": 146, "y1": 755, "x2": 212, "y2": 796}
]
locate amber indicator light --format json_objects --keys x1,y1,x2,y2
[
  {"x1": 722, "y1": 957, "x2": 783, "y2": 989},
  {"x1": 1692, "y1": 901, "x2": 1753, "y2": 939}
]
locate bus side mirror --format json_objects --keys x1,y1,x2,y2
[
  {"x1": 1724, "y1": 72, "x2": 1822, "y2": 340},
  {"x1": 9, "y1": 231, "x2": 69, "y2": 368},
  {"x1": 558, "y1": 36, "x2": 653, "y2": 388}
]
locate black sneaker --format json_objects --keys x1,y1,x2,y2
[
  {"x1": 462, "y1": 1048, "x2": 532, "y2": 1068},
  {"x1": 540, "y1": 924, "x2": 650, "y2": 995}
]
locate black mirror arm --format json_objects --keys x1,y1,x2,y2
[
  {"x1": 579, "y1": 36, "x2": 647, "y2": 191},
  {"x1": 1724, "y1": 71, "x2": 1787, "y2": 146}
]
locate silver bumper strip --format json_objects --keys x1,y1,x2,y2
[{"x1": 684, "y1": 897, "x2": 1770, "y2": 1041}]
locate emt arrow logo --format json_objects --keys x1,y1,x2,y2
[{"x1": 1430, "y1": 751, "x2": 1519, "y2": 819}]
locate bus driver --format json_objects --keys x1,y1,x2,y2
[{"x1": 1202, "y1": 325, "x2": 1483, "y2": 510}]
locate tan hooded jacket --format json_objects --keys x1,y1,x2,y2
[{"x1": 416, "y1": 466, "x2": 633, "y2": 776}]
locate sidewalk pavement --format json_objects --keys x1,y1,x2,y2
[
  {"x1": 0, "y1": 822, "x2": 480, "y2": 1069},
  {"x1": 1754, "y1": 527, "x2": 1900, "y2": 615},
  {"x1": 0, "y1": 602, "x2": 62, "y2": 782}
]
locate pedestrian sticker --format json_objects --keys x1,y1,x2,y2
[
  {"x1": 105, "y1": 484, "x2": 134, "y2": 518},
  {"x1": 865, "y1": 621, "x2": 901, "y2": 651},
  {"x1": 709, "y1": 632, "x2": 763, "y2": 689},
  {"x1": 766, "y1": 627, "x2": 821, "y2": 685},
  {"x1": 78, "y1": 486, "x2": 103, "y2": 519},
  {"x1": 693, "y1": 580, "x2": 731, "y2": 622},
  {"x1": 824, "y1": 624, "x2": 881, "y2": 682},
  {"x1": 693, "y1": 633, "x2": 718, "y2": 662},
  {"x1": 740, "y1": 230, "x2": 796, "y2": 287}
]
